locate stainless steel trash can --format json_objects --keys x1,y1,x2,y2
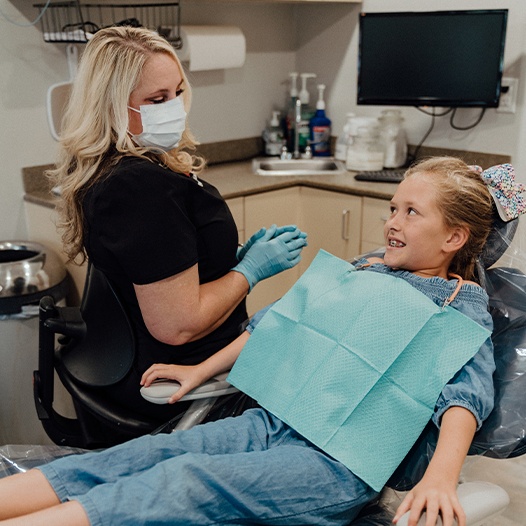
[{"x1": 0, "y1": 241, "x2": 70, "y2": 445}]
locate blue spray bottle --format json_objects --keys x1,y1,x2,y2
[{"x1": 310, "y1": 84, "x2": 332, "y2": 157}]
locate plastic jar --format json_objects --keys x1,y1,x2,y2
[
  {"x1": 379, "y1": 109, "x2": 408, "y2": 168},
  {"x1": 346, "y1": 125, "x2": 384, "y2": 171}
]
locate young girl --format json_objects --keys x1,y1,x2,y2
[{"x1": 0, "y1": 157, "x2": 519, "y2": 526}]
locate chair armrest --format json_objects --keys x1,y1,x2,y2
[
  {"x1": 140, "y1": 372, "x2": 239, "y2": 404},
  {"x1": 395, "y1": 481, "x2": 509, "y2": 526}
]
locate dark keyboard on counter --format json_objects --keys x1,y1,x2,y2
[{"x1": 354, "y1": 170, "x2": 405, "y2": 183}]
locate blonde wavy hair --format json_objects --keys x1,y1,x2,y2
[
  {"x1": 404, "y1": 156, "x2": 494, "y2": 280},
  {"x1": 48, "y1": 26, "x2": 205, "y2": 264}
]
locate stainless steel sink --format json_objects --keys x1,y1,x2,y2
[{"x1": 252, "y1": 158, "x2": 347, "y2": 176}]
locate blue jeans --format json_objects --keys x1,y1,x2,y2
[{"x1": 39, "y1": 409, "x2": 377, "y2": 525}]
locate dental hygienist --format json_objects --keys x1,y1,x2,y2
[{"x1": 48, "y1": 25, "x2": 307, "y2": 435}]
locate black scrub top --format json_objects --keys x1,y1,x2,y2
[{"x1": 82, "y1": 155, "x2": 248, "y2": 372}]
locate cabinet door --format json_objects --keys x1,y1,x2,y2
[
  {"x1": 299, "y1": 187, "x2": 362, "y2": 270},
  {"x1": 361, "y1": 197, "x2": 391, "y2": 254},
  {"x1": 244, "y1": 187, "x2": 302, "y2": 314}
]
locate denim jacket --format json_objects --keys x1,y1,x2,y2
[{"x1": 247, "y1": 259, "x2": 495, "y2": 431}]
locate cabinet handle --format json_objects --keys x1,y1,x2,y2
[{"x1": 341, "y1": 209, "x2": 350, "y2": 240}]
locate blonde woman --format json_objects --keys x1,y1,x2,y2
[{"x1": 49, "y1": 26, "x2": 306, "y2": 428}]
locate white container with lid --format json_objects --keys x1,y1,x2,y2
[
  {"x1": 346, "y1": 121, "x2": 384, "y2": 171},
  {"x1": 336, "y1": 115, "x2": 380, "y2": 162}
]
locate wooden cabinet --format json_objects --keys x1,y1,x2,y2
[
  {"x1": 24, "y1": 187, "x2": 386, "y2": 316},
  {"x1": 243, "y1": 186, "x2": 362, "y2": 314},
  {"x1": 299, "y1": 187, "x2": 361, "y2": 269},
  {"x1": 360, "y1": 197, "x2": 391, "y2": 254},
  {"x1": 244, "y1": 187, "x2": 302, "y2": 314}
]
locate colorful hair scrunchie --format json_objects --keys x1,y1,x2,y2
[{"x1": 469, "y1": 163, "x2": 526, "y2": 222}]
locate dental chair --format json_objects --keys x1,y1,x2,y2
[
  {"x1": 26, "y1": 213, "x2": 526, "y2": 524},
  {"x1": 33, "y1": 262, "x2": 255, "y2": 449},
  {"x1": 139, "y1": 214, "x2": 526, "y2": 525}
]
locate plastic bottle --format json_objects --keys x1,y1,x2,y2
[
  {"x1": 263, "y1": 111, "x2": 284, "y2": 156},
  {"x1": 298, "y1": 73, "x2": 317, "y2": 152},
  {"x1": 309, "y1": 84, "x2": 332, "y2": 157},
  {"x1": 334, "y1": 112, "x2": 355, "y2": 161},
  {"x1": 284, "y1": 72, "x2": 299, "y2": 152},
  {"x1": 378, "y1": 109, "x2": 408, "y2": 168}
]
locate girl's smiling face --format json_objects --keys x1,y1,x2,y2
[{"x1": 383, "y1": 173, "x2": 466, "y2": 279}]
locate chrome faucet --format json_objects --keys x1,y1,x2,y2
[{"x1": 293, "y1": 98, "x2": 302, "y2": 159}]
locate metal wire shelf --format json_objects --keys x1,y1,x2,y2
[{"x1": 33, "y1": 1, "x2": 181, "y2": 47}]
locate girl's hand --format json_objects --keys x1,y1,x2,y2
[
  {"x1": 140, "y1": 363, "x2": 206, "y2": 404},
  {"x1": 392, "y1": 475, "x2": 465, "y2": 526}
]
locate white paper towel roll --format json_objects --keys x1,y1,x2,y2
[{"x1": 177, "y1": 25, "x2": 246, "y2": 72}]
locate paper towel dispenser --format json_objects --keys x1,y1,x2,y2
[{"x1": 175, "y1": 25, "x2": 246, "y2": 71}]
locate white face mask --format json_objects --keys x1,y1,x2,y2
[{"x1": 128, "y1": 96, "x2": 187, "y2": 152}]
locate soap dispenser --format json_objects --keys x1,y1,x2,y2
[
  {"x1": 263, "y1": 110, "x2": 284, "y2": 156},
  {"x1": 309, "y1": 84, "x2": 332, "y2": 157},
  {"x1": 298, "y1": 73, "x2": 317, "y2": 151},
  {"x1": 284, "y1": 72, "x2": 299, "y2": 152}
]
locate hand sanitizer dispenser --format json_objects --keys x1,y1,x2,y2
[{"x1": 309, "y1": 84, "x2": 332, "y2": 157}]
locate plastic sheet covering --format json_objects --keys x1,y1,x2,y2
[
  {"x1": 0, "y1": 445, "x2": 87, "y2": 479},
  {"x1": 471, "y1": 265, "x2": 526, "y2": 458}
]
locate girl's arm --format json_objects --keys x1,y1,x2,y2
[
  {"x1": 393, "y1": 406, "x2": 477, "y2": 526},
  {"x1": 140, "y1": 331, "x2": 250, "y2": 403}
]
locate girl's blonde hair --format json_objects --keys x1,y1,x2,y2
[
  {"x1": 48, "y1": 26, "x2": 205, "y2": 263},
  {"x1": 405, "y1": 156, "x2": 494, "y2": 280}
]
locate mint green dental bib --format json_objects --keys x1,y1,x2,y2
[{"x1": 228, "y1": 250, "x2": 490, "y2": 491}]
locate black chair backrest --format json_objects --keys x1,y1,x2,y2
[
  {"x1": 59, "y1": 263, "x2": 136, "y2": 387},
  {"x1": 470, "y1": 266, "x2": 526, "y2": 459}
]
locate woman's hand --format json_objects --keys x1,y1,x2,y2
[
  {"x1": 392, "y1": 474, "x2": 465, "y2": 526},
  {"x1": 140, "y1": 363, "x2": 206, "y2": 403}
]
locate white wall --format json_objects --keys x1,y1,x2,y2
[{"x1": 1, "y1": 0, "x2": 525, "y2": 253}]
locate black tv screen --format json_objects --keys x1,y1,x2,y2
[{"x1": 357, "y1": 9, "x2": 508, "y2": 108}]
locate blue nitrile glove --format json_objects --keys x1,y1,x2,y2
[
  {"x1": 236, "y1": 225, "x2": 301, "y2": 261},
  {"x1": 232, "y1": 227, "x2": 308, "y2": 292},
  {"x1": 236, "y1": 227, "x2": 266, "y2": 261}
]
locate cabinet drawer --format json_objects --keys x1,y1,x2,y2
[{"x1": 361, "y1": 197, "x2": 391, "y2": 253}]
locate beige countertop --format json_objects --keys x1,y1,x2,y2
[{"x1": 23, "y1": 159, "x2": 398, "y2": 209}]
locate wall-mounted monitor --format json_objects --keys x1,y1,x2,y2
[{"x1": 357, "y1": 9, "x2": 508, "y2": 108}]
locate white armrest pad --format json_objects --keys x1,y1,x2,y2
[
  {"x1": 140, "y1": 372, "x2": 238, "y2": 404},
  {"x1": 395, "y1": 481, "x2": 509, "y2": 526}
]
